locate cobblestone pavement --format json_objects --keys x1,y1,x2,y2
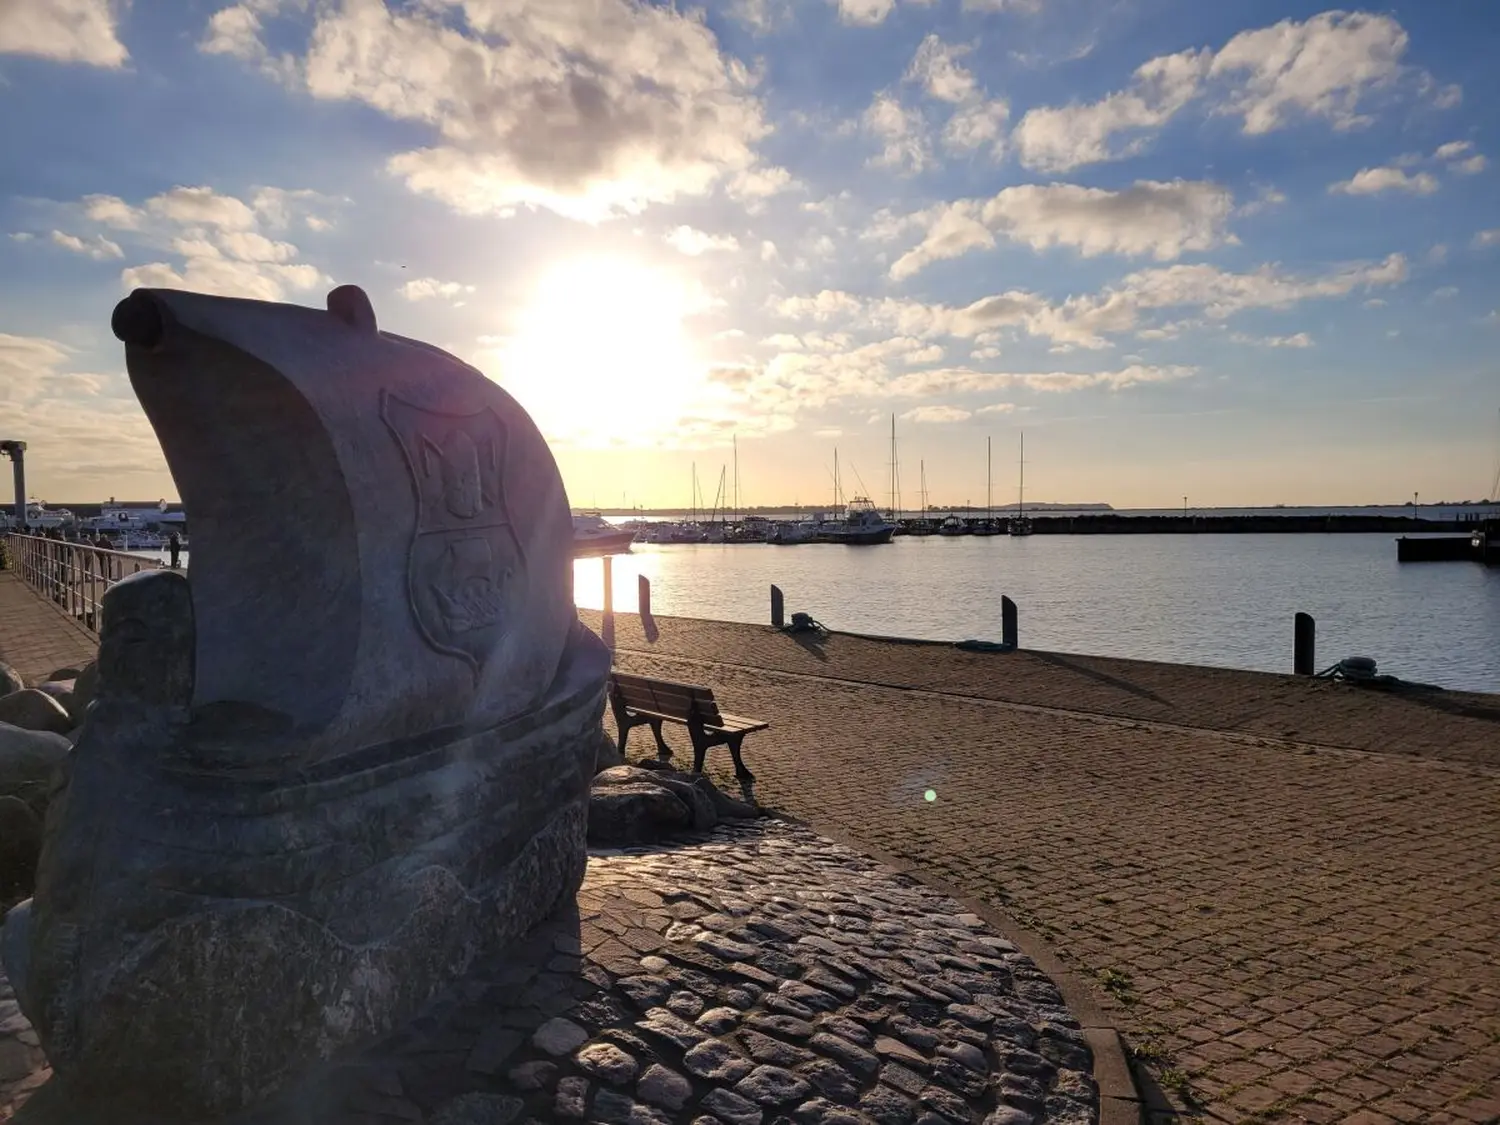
[
  {"x1": 3, "y1": 821, "x2": 1099, "y2": 1125},
  {"x1": 584, "y1": 611, "x2": 1500, "y2": 1125},
  {"x1": 0, "y1": 574, "x2": 97, "y2": 687}
]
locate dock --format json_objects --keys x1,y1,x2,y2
[{"x1": 583, "y1": 608, "x2": 1500, "y2": 1124}]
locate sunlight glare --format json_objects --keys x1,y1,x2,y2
[{"x1": 497, "y1": 257, "x2": 708, "y2": 446}]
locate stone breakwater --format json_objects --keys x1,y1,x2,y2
[{"x1": 1, "y1": 819, "x2": 1099, "y2": 1124}]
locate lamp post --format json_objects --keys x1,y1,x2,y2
[{"x1": 0, "y1": 440, "x2": 25, "y2": 528}]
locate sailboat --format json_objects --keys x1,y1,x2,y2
[
  {"x1": 907, "y1": 461, "x2": 936, "y2": 535},
  {"x1": 1008, "y1": 431, "x2": 1034, "y2": 536},
  {"x1": 817, "y1": 447, "x2": 897, "y2": 544},
  {"x1": 971, "y1": 437, "x2": 1002, "y2": 536}
]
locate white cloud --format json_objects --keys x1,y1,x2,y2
[
  {"x1": 903, "y1": 404, "x2": 972, "y2": 423},
  {"x1": 962, "y1": 0, "x2": 1043, "y2": 11},
  {"x1": 1451, "y1": 154, "x2": 1487, "y2": 176},
  {"x1": 863, "y1": 92, "x2": 931, "y2": 173},
  {"x1": 890, "y1": 179, "x2": 1235, "y2": 280},
  {"x1": 0, "y1": 0, "x2": 128, "y2": 67},
  {"x1": 49, "y1": 230, "x2": 123, "y2": 260},
  {"x1": 1473, "y1": 229, "x2": 1500, "y2": 249},
  {"x1": 1230, "y1": 331, "x2": 1313, "y2": 348},
  {"x1": 147, "y1": 185, "x2": 259, "y2": 229},
  {"x1": 906, "y1": 35, "x2": 977, "y2": 103},
  {"x1": 398, "y1": 276, "x2": 475, "y2": 302},
  {"x1": 8, "y1": 233, "x2": 34, "y2": 243},
  {"x1": 1329, "y1": 166, "x2": 1439, "y2": 196},
  {"x1": 0, "y1": 333, "x2": 71, "y2": 402},
  {"x1": 267, "y1": 0, "x2": 781, "y2": 222},
  {"x1": 82, "y1": 194, "x2": 144, "y2": 230},
  {"x1": 760, "y1": 240, "x2": 779, "y2": 262},
  {"x1": 86, "y1": 183, "x2": 330, "y2": 302},
  {"x1": 1434, "y1": 140, "x2": 1472, "y2": 161},
  {"x1": 835, "y1": 0, "x2": 896, "y2": 25},
  {"x1": 976, "y1": 402, "x2": 1016, "y2": 414},
  {"x1": 1014, "y1": 11, "x2": 1442, "y2": 173},
  {"x1": 777, "y1": 253, "x2": 1406, "y2": 351},
  {"x1": 1237, "y1": 185, "x2": 1287, "y2": 216},
  {"x1": 666, "y1": 226, "x2": 740, "y2": 256},
  {"x1": 942, "y1": 99, "x2": 1010, "y2": 157},
  {"x1": 727, "y1": 0, "x2": 792, "y2": 33}
]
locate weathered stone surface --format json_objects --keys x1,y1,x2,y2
[
  {"x1": 0, "y1": 285, "x2": 610, "y2": 1119},
  {"x1": 0, "y1": 665, "x2": 22, "y2": 698},
  {"x1": 0, "y1": 691, "x2": 71, "y2": 736},
  {"x1": 636, "y1": 1062, "x2": 692, "y2": 1110},
  {"x1": 0, "y1": 723, "x2": 69, "y2": 806},
  {"x1": 700, "y1": 1087, "x2": 764, "y2": 1125},
  {"x1": 576, "y1": 1040, "x2": 640, "y2": 1085},
  {"x1": 735, "y1": 1064, "x2": 810, "y2": 1106},
  {"x1": 589, "y1": 782, "x2": 692, "y2": 845},
  {"x1": 555, "y1": 1075, "x2": 590, "y2": 1118},
  {"x1": 683, "y1": 1038, "x2": 755, "y2": 1082},
  {"x1": 534, "y1": 1018, "x2": 591, "y2": 1057},
  {"x1": 429, "y1": 1092, "x2": 525, "y2": 1125},
  {"x1": 70, "y1": 662, "x2": 98, "y2": 719},
  {"x1": 0, "y1": 796, "x2": 42, "y2": 898}
]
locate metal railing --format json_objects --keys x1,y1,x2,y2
[{"x1": 1, "y1": 533, "x2": 167, "y2": 634}]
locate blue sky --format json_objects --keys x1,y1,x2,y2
[{"x1": 1, "y1": 0, "x2": 1497, "y2": 510}]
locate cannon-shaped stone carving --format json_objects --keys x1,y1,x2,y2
[{"x1": 1, "y1": 285, "x2": 609, "y2": 1117}]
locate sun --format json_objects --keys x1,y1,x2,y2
[{"x1": 494, "y1": 257, "x2": 709, "y2": 446}]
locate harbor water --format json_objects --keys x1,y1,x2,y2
[{"x1": 572, "y1": 533, "x2": 1500, "y2": 694}]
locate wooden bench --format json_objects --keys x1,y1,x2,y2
[{"x1": 608, "y1": 671, "x2": 768, "y2": 800}]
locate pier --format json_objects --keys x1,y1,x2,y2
[{"x1": 582, "y1": 608, "x2": 1500, "y2": 1124}]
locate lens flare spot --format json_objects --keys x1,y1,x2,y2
[{"x1": 924, "y1": 789, "x2": 937, "y2": 803}]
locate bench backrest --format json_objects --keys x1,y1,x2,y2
[{"x1": 610, "y1": 672, "x2": 724, "y2": 726}]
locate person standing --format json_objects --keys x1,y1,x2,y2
[{"x1": 168, "y1": 531, "x2": 181, "y2": 569}]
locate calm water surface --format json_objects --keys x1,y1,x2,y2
[{"x1": 573, "y1": 535, "x2": 1500, "y2": 693}]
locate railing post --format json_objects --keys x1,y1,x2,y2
[
  {"x1": 1294, "y1": 612, "x2": 1315, "y2": 676},
  {"x1": 770, "y1": 584, "x2": 785, "y2": 629},
  {"x1": 1001, "y1": 595, "x2": 1018, "y2": 649},
  {"x1": 601, "y1": 554, "x2": 615, "y2": 650}
]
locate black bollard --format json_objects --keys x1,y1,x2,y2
[
  {"x1": 639, "y1": 574, "x2": 659, "y2": 642},
  {"x1": 771, "y1": 584, "x2": 785, "y2": 629},
  {"x1": 1001, "y1": 595, "x2": 1018, "y2": 649},
  {"x1": 1294, "y1": 612, "x2": 1315, "y2": 676}
]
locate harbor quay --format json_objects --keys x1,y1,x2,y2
[{"x1": 579, "y1": 608, "x2": 1500, "y2": 1125}]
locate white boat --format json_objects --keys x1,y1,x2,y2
[
  {"x1": 1009, "y1": 431, "x2": 1034, "y2": 536},
  {"x1": 767, "y1": 519, "x2": 818, "y2": 544},
  {"x1": 818, "y1": 497, "x2": 896, "y2": 545},
  {"x1": 572, "y1": 513, "x2": 636, "y2": 554},
  {"x1": 17, "y1": 501, "x2": 73, "y2": 529},
  {"x1": 938, "y1": 515, "x2": 968, "y2": 536}
]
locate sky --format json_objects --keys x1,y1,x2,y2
[{"x1": 1, "y1": 0, "x2": 1498, "y2": 511}]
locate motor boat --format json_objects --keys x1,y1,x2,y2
[
  {"x1": 572, "y1": 512, "x2": 636, "y2": 554},
  {"x1": 767, "y1": 519, "x2": 818, "y2": 544},
  {"x1": 938, "y1": 515, "x2": 968, "y2": 536},
  {"x1": 817, "y1": 497, "x2": 896, "y2": 545}
]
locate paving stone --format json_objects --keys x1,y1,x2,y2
[
  {"x1": 428, "y1": 1092, "x2": 524, "y2": 1125},
  {"x1": 466, "y1": 1025, "x2": 524, "y2": 1075},
  {"x1": 667, "y1": 990, "x2": 707, "y2": 1019},
  {"x1": 792, "y1": 1098, "x2": 867, "y2": 1125},
  {"x1": 575, "y1": 1040, "x2": 640, "y2": 1085},
  {"x1": 638, "y1": 1008, "x2": 711, "y2": 1050},
  {"x1": 741, "y1": 1029, "x2": 815, "y2": 1067},
  {"x1": 592, "y1": 1088, "x2": 673, "y2": 1125},
  {"x1": 636, "y1": 1063, "x2": 693, "y2": 1111},
  {"x1": 695, "y1": 933, "x2": 761, "y2": 961},
  {"x1": 747, "y1": 1012, "x2": 816, "y2": 1040},
  {"x1": 734, "y1": 1063, "x2": 812, "y2": 1107},
  {"x1": 881, "y1": 1062, "x2": 927, "y2": 1097},
  {"x1": 532, "y1": 1017, "x2": 589, "y2": 1057},
  {"x1": 918, "y1": 1085, "x2": 971, "y2": 1123},
  {"x1": 618, "y1": 975, "x2": 673, "y2": 1009},
  {"x1": 683, "y1": 1038, "x2": 756, "y2": 1082},
  {"x1": 936, "y1": 1041, "x2": 986, "y2": 1072},
  {"x1": 696, "y1": 1006, "x2": 742, "y2": 1033},
  {"x1": 800, "y1": 1058, "x2": 862, "y2": 1105},
  {"x1": 809, "y1": 1032, "x2": 880, "y2": 1077},
  {"x1": 506, "y1": 1060, "x2": 558, "y2": 1091},
  {"x1": 701, "y1": 1087, "x2": 765, "y2": 1125},
  {"x1": 874, "y1": 1036, "x2": 929, "y2": 1069},
  {"x1": 859, "y1": 1084, "x2": 918, "y2": 1125},
  {"x1": 554, "y1": 1076, "x2": 590, "y2": 1119}
]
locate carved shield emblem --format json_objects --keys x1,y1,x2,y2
[{"x1": 382, "y1": 392, "x2": 523, "y2": 669}]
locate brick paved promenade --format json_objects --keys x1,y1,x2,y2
[
  {"x1": 0, "y1": 572, "x2": 97, "y2": 685},
  {"x1": 583, "y1": 610, "x2": 1500, "y2": 1125}
]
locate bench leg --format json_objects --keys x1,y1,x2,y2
[
  {"x1": 726, "y1": 734, "x2": 757, "y2": 806},
  {"x1": 649, "y1": 718, "x2": 672, "y2": 761}
]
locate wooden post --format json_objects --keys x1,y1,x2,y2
[
  {"x1": 601, "y1": 555, "x2": 615, "y2": 650},
  {"x1": 1294, "y1": 612, "x2": 1315, "y2": 676},
  {"x1": 770, "y1": 584, "x2": 785, "y2": 629},
  {"x1": 638, "y1": 574, "x2": 651, "y2": 619},
  {"x1": 1001, "y1": 595, "x2": 1018, "y2": 649}
]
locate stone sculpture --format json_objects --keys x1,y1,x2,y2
[{"x1": 2, "y1": 285, "x2": 610, "y2": 1117}]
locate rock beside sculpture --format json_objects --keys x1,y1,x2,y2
[
  {"x1": 588, "y1": 764, "x2": 759, "y2": 846},
  {"x1": 0, "y1": 692, "x2": 70, "y2": 736},
  {"x1": 0, "y1": 662, "x2": 22, "y2": 698},
  {"x1": 3, "y1": 284, "x2": 610, "y2": 1119},
  {"x1": 0, "y1": 724, "x2": 69, "y2": 902}
]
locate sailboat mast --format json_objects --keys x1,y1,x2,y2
[
  {"x1": 890, "y1": 414, "x2": 897, "y2": 519},
  {"x1": 921, "y1": 460, "x2": 927, "y2": 514},
  {"x1": 1018, "y1": 432, "x2": 1025, "y2": 518},
  {"x1": 733, "y1": 435, "x2": 739, "y2": 523},
  {"x1": 986, "y1": 436, "x2": 992, "y2": 520}
]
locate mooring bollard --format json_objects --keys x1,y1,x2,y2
[
  {"x1": 1001, "y1": 595, "x2": 1018, "y2": 649},
  {"x1": 770, "y1": 584, "x2": 785, "y2": 629},
  {"x1": 1294, "y1": 611, "x2": 1315, "y2": 675},
  {"x1": 638, "y1": 574, "x2": 651, "y2": 618}
]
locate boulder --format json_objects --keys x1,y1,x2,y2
[
  {"x1": 630, "y1": 759, "x2": 760, "y2": 820},
  {"x1": 0, "y1": 661, "x2": 23, "y2": 697},
  {"x1": 588, "y1": 781, "x2": 692, "y2": 845},
  {"x1": 0, "y1": 795, "x2": 43, "y2": 900},
  {"x1": 0, "y1": 689, "x2": 73, "y2": 735},
  {"x1": 0, "y1": 721, "x2": 71, "y2": 814},
  {"x1": 2, "y1": 284, "x2": 610, "y2": 1119},
  {"x1": 47, "y1": 667, "x2": 83, "y2": 682},
  {"x1": 36, "y1": 680, "x2": 78, "y2": 724},
  {"x1": 594, "y1": 726, "x2": 624, "y2": 773},
  {"x1": 71, "y1": 660, "x2": 99, "y2": 717}
]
